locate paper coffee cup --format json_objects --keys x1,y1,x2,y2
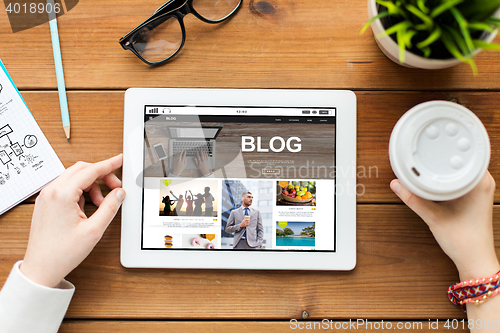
[{"x1": 389, "y1": 101, "x2": 490, "y2": 201}]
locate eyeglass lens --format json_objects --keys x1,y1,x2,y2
[
  {"x1": 192, "y1": 0, "x2": 241, "y2": 21},
  {"x1": 132, "y1": 16, "x2": 183, "y2": 63},
  {"x1": 130, "y1": 0, "x2": 240, "y2": 63}
]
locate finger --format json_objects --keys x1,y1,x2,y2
[
  {"x1": 475, "y1": 171, "x2": 495, "y2": 197},
  {"x1": 102, "y1": 172, "x2": 122, "y2": 190},
  {"x1": 78, "y1": 195, "x2": 85, "y2": 213},
  {"x1": 71, "y1": 155, "x2": 123, "y2": 192},
  {"x1": 455, "y1": 171, "x2": 495, "y2": 207},
  {"x1": 52, "y1": 160, "x2": 91, "y2": 185},
  {"x1": 88, "y1": 188, "x2": 126, "y2": 231},
  {"x1": 58, "y1": 154, "x2": 122, "y2": 186},
  {"x1": 390, "y1": 179, "x2": 437, "y2": 222},
  {"x1": 88, "y1": 182, "x2": 105, "y2": 206},
  {"x1": 487, "y1": 171, "x2": 495, "y2": 193}
]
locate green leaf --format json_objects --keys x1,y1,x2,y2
[
  {"x1": 406, "y1": 4, "x2": 434, "y2": 29},
  {"x1": 417, "y1": 0, "x2": 429, "y2": 14},
  {"x1": 457, "y1": 0, "x2": 500, "y2": 21},
  {"x1": 450, "y1": 7, "x2": 475, "y2": 54},
  {"x1": 430, "y1": 0, "x2": 464, "y2": 18},
  {"x1": 467, "y1": 22, "x2": 495, "y2": 33},
  {"x1": 441, "y1": 31, "x2": 466, "y2": 60},
  {"x1": 416, "y1": 26, "x2": 442, "y2": 48},
  {"x1": 484, "y1": 17, "x2": 500, "y2": 26},
  {"x1": 376, "y1": 0, "x2": 405, "y2": 16},
  {"x1": 414, "y1": 23, "x2": 428, "y2": 30},
  {"x1": 375, "y1": 21, "x2": 413, "y2": 38},
  {"x1": 442, "y1": 30, "x2": 478, "y2": 75},
  {"x1": 421, "y1": 46, "x2": 432, "y2": 57},
  {"x1": 397, "y1": 29, "x2": 407, "y2": 63},
  {"x1": 402, "y1": 29, "x2": 417, "y2": 48},
  {"x1": 473, "y1": 39, "x2": 500, "y2": 51},
  {"x1": 468, "y1": 59, "x2": 478, "y2": 75},
  {"x1": 360, "y1": 11, "x2": 391, "y2": 34},
  {"x1": 445, "y1": 26, "x2": 471, "y2": 56}
]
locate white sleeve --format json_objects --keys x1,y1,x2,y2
[{"x1": 0, "y1": 261, "x2": 75, "y2": 333}]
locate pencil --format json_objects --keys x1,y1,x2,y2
[{"x1": 47, "y1": 0, "x2": 70, "y2": 142}]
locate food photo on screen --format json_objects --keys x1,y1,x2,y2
[{"x1": 276, "y1": 180, "x2": 316, "y2": 206}]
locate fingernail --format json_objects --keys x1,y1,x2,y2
[
  {"x1": 117, "y1": 189, "x2": 126, "y2": 201},
  {"x1": 391, "y1": 180, "x2": 401, "y2": 195}
]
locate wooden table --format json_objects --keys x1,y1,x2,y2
[{"x1": 1, "y1": 0, "x2": 499, "y2": 331}]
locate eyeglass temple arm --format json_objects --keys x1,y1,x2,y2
[{"x1": 153, "y1": 0, "x2": 176, "y2": 14}]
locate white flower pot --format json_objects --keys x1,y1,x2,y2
[{"x1": 367, "y1": 0, "x2": 500, "y2": 69}]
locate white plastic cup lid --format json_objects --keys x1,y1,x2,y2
[{"x1": 389, "y1": 101, "x2": 490, "y2": 201}]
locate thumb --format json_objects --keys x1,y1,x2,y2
[
  {"x1": 390, "y1": 179, "x2": 437, "y2": 222},
  {"x1": 89, "y1": 188, "x2": 126, "y2": 230}
]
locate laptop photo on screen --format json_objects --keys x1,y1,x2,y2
[{"x1": 167, "y1": 126, "x2": 222, "y2": 170}]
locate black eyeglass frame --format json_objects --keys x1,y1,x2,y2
[{"x1": 119, "y1": 0, "x2": 243, "y2": 65}]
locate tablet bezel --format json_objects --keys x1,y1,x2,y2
[{"x1": 121, "y1": 88, "x2": 356, "y2": 270}]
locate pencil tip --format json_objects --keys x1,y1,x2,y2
[{"x1": 63, "y1": 126, "x2": 70, "y2": 142}]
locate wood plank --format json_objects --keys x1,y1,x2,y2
[
  {"x1": 355, "y1": 91, "x2": 500, "y2": 203},
  {"x1": 59, "y1": 320, "x2": 469, "y2": 332},
  {"x1": 17, "y1": 91, "x2": 124, "y2": 203},
  {"x1": 1, "y1": 0, "x2": 500, "y2": 90},
  {"x1": 1, "y1": 204, "x2": 499, "y2": 319},
  {"x1": 18, "y1": 90, "x2": 500, "y2": 204}
]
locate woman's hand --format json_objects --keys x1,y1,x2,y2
[
  {"x1": 390, "y1": 171, "x2": 499, "y2": 281},
  {"x1": 20, "y1": 155, "x2": 126, "y2": 288},
  {"x1": 194, "y1": 151, "x2": 211, "y2": 177},
  {"x1": 172, "y1": 151, "x2": 187, "y2": 176}
]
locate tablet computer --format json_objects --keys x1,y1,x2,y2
[{"x1": 121, "y1": 88, "x2": 356, "y2": 270}]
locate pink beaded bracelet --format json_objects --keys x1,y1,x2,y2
[{"x1": 447, "y1": 270, "x2": 500, "y2": 312}]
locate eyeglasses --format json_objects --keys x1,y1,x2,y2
[{"x1": 119, "y1": 0, "x2": 242, "y2": 65}]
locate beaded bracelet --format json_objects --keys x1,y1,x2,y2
[
  {"x1": 448, "y1": 270, "x2": 500, "y2": 312},
  {"x1": 461, "y1": 288, "x2": 500, "y2": 306}
]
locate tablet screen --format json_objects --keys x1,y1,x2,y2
[{"x1": 141, "y1": 106, "x2": 336, "y2": 252}]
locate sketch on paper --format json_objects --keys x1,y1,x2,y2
[{"x1": 0, "y1": 124, "x2": 42, "y2": 185}]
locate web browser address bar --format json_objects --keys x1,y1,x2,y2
[{"x1": 145, "y1": 106, "x2": 336, "y2": 116}]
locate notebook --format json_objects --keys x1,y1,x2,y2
[{"x1": 0, "y1": 60, "x2": 65, "y2": 215}]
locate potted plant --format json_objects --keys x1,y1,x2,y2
[{"x1": 362, "y1": 0, "x2": 500, "y2": 73}]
